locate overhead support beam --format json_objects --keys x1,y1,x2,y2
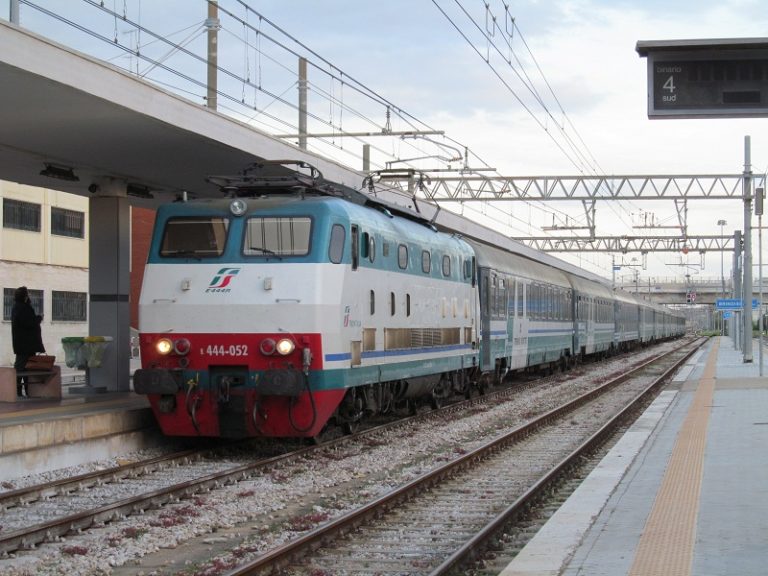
[
  {"x1": 274, "y1": 130, "x2": 445, "y2": 139},
  {"x1": 394, "y1": 174, "x2": 762, "y2": 201},
  {"x1": 515, "y1": 234, "x2": 733, "y2": 253}
]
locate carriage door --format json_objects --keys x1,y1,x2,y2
[{"x1": 479, "y1": 267, "x2": 493, "y2": 371}]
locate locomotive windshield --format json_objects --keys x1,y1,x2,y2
[
  {"x1": 160, "y1": 217, "x2": 229, "y2": 258},
  {"x1": 244, "y1": 216, "x2": 311, "y2": 257}
]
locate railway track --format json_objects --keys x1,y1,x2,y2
[
  {"x1": 220, "y1": 337, "x2": 705, "y2": 576},
  {"x1": 0, "y1": 339, "x2": 696, "y2": 574}
]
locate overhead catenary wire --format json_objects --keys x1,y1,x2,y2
[{"x1": 21, "y1": 0, "x2": 620, "y2": 277}]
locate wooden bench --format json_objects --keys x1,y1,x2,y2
[{"x1": 0, "y1": 366, "x2": 62, "y2": 402}]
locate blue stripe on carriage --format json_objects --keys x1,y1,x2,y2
[{"x1": 325, "y1": 343, "x2": 472, "y2": 362}]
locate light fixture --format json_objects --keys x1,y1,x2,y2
[
  {"x1": 156, "y1": 338, "x2": 173, "y2": 355},
  {"x1": 40, "y1": 163, "x2": 79, "y2": 182},
  {"x1": 229, "y1": 198, "x2": 248, "y2": 216},
  {"x1": 276, "y1": 338, "x2": 296, "y2": 356}
]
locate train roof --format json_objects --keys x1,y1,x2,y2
[
  {"x1": 206, "y1": 159, "x2": 439, "y2": 231},
  {"x1": 466, "y1": 239, "x2": 571, "y2": 288}
]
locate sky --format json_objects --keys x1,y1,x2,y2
[{"x1": 4, "y1": 0, "x2": 768, "y2": 288}]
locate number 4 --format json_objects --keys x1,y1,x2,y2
[{"x1": 663, "y1": 75, "x2": 675, "y2": 93}]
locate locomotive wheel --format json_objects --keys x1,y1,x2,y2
[{"x1": 342, "y1": 420, "x2": 360, "y2": 435}]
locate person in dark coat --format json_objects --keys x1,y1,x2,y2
[{"x1": 11, "y1": 286, "x2": 45, "y2": 398}]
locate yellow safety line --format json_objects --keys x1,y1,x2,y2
[{"x1": 627, "y1": 338, "x2": 719, "y2": 576}]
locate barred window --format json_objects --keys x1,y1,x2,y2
[
  {"x1": 3, "y1": 199, "x2": 41, "y2": 232},
  {"x1": 52, "y1": 291, "x2": 87, "y2": 322},
  {"x1": 3, "y1": 288, "x2": 44, "y2": 321},
  {"x1": 51, "y1": 207, "x2": 85, "y2": 238}
]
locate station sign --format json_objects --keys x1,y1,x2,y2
[
  {"x1": 636, "y1": 39, "x2": 768, "y2": 118},
  {"x1": 715, "y1": 298, "x2": 759, "y2": 309}
]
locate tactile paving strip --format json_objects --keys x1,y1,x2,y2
[{"x1": 627, "y1": 339, "x2": 719, "y2": 576}]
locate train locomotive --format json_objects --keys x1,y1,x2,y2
[{"x1": 134, "y1": 162, "x2": 686, "y2": 439}]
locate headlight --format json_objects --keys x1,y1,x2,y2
[
  {"x1": 156, "y1": 338, "x2": 173, "y2": 355},
  {"x1": 276, "y1": 338, "x2": 295, "y2": 355}
]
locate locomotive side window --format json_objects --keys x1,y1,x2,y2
[
  {"x1": 361, "y1": 231, "x2": 370, "y2": 260},
  {"x1": 244, "y1": 216, "x2": 311, "y2": 256},
  {"x1": 160, "y1": 217, "x2": 229, "y2": 258},
  {"x1": 398, "y1": 244, "x2": 408, "y2": 269},
  {"x1": 421, "y1": 250, "x2": 431, "y2": 273},
  {"x1": 442, "y1": 255, "x2": 451, "y2": 277},
  {"x1": 351, "y1": 225, "x2": 359, "y2": 270},
  {"x1": 370, "y1": 290, "x2": 375, "y2": 315},
  {"x1": 329, "y1": 224, "x2": 345, "y2": 264}
]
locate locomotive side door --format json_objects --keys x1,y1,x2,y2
[{"x1": 348, "y1": 224, "x2": 363, "y2": 366}]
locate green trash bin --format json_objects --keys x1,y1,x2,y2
[
  {"x1": 82, "y1": 336, "x2": 113, "y2": 368},
  {"x1": 61, "y1": 336, "x2": 86, "y2": 368}
]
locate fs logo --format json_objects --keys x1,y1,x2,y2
[{"x1": 206, "y1": 267, "x2": 240, "y2": 293}]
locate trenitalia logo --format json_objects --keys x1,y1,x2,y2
[{"x1": 206, "y1": 268, "x2": 240, "y2": 293}]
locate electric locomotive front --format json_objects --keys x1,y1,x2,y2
[{"x1": 135, "y1": 194, "x2": 350, "y2": 438}]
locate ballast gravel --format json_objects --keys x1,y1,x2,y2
[{"x1": 0, "y1": 342, "x2": 679, "y2": 576}]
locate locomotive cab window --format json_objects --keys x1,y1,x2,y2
[
  {"x1": 244, "y1": 216, "x2": 311, "y2": 257},
  {"x1": 160, "y1": 217, "x2": 229, "y2": 258}
]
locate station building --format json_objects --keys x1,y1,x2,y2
[{"x1": 0, "y1": 180, "x2": 153, "y2": 366}]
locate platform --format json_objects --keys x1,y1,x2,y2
[
  {"x1": 0, "y1": 378, "x2": 155, "y2": 483},
  {"x1": 499, "y1": 335, "x2": 768, "y2": 576}
]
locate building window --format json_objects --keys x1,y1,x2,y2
[
  {"x1": 3, "y1": 288, "x2": 44, "y2": 321},
  {"x1": 52, "y1": 291, "x2": 87, "y2": 322},
  {"x1": 3, "y1": 199, "x2": 41, "y2": 232},
  {"x1": 51, "y1": 207, "x2": 85, "y2": 238}
]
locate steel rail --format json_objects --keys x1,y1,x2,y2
[
  {"x1": 429, "y1": 336, "x2": 706, "y2": 575},
  {"x1": 0, "y1": 449, "x2": 201, "y2": 510},
  {"x1": 221, "y1": 337, "x2": 703, "y2": 576},
  {"x1": 0, "y1": 357, "x2": 561, "y2": 555}
]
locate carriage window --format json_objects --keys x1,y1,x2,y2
[
  {"x1": 398, "y1": 244, "x2": 408, "y2": 269},
  {"x1": 244, "y1": 216, "x2": 311, "y2": 256},
  {"x1": 161, "y1": 217, "x2": 229, "y2": 258},
  {"x1": 328, "y1": 224, "x2": 345, "y2": 264}
]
